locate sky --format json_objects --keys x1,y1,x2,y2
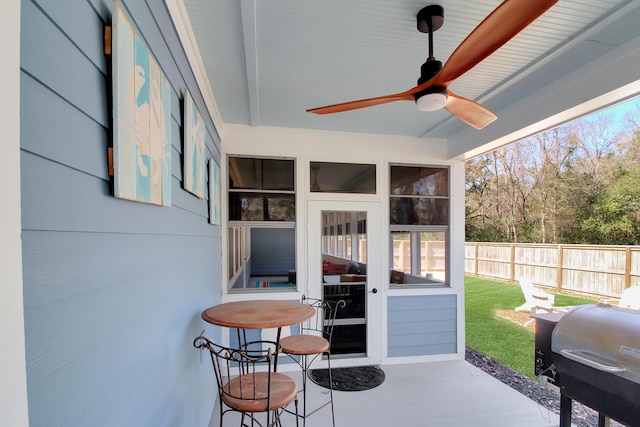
[
  {"x1": 475, "y1": 93, "x2": 640, "y2": 172},
  {"x1": 537, "y1": 93, "x2": 640, "y2": 152},
  {"x1": 593, "y1": 95, "x2": 640, "y2": 121}
]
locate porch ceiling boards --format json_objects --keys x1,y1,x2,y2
[{"x1": 182, "y1": 0, "x2": 640, "y2": 156}]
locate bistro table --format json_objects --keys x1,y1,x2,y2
[{"x1": 202, "y1": 300, "x2": 316, "y2": 370}]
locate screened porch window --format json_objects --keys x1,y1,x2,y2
[
  {"x1": 227, "y1": 156, "x2": 296, "y2": 291},
  {"x1": 389, "y1": 165, "x2": 449, "y2": 286}
]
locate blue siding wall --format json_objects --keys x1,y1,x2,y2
[
  {"x1": 250, "y1": 228, "x2": 295, "y2": 276},
  {"x1": 387, "y1": 295, "x2": 457, "y2": 357},
  {"x1": 21, "y1": 0, "x2": 221, "y2": 425}
]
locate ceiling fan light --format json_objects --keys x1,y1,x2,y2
[{"x1": 415, "y1": 90, "x2": 448, "y2": 112}]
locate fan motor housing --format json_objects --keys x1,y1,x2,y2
[{"x1": 418, "y1": 59, "x2": 442, "y2": 85}]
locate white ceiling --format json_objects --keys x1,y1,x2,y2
[{"x1": 180, "y1": 0, "x2": 640, "y2": 157}]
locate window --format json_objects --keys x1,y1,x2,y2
[
  {"x1": 310, "y1": 162, "x2": 376, "y2": 193},
  {"x1": 229, "y1": 157, "x2": 295, "y2": 221},
  {"x1": 322, "y1": 211, "x2": 367, "y2": 263},
  {"x1": 228, "y1": 192, "x2": 295, "y2": 221},
  {"x1": 389, "y1": 165, "x2": 448, "y2": 286},
  {"x1": 228, "y1": 156, "x2": 296, "y2": 291}
]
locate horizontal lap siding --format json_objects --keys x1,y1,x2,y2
[
  {"x1": 387, "y1": 295, "x2": 457, "y2": 357},
  {"x1": 21, "y1": 0, "x2": 220, "y2": 426},
  {"x1": 250, "y1": 228, "x2": 296, "y2": 275}
]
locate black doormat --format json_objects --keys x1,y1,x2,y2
[{"x1": 308, "y1": 365, "x2": 385, "y2": 392}]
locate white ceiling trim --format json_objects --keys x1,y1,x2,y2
[
  {"x1": 165, "y1": 0, "x2": 226, "y2": 139},
  {"x1": 222, "y1": 124, "x2": 451, "y2": 165},
  {"x1": 240, "y1": 0, "x2": 259, "y2": 126},
  {"x1": 223, "y1": 123, "x2": 447, "y2": 146}
]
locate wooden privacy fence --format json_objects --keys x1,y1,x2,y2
[
  {"x1": 464, "y1": 242, "x2": 640, "y2": 298},
  {"x1": 393, "y1": 240, "x2": 445, "y2": 276}
]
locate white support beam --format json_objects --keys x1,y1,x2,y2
[
  {"x1": 0, "y1": 0, "x2": 29, "y2": 425},
  {"x1": 240, "y1": 0, "x2": 259, "y2": 126}
]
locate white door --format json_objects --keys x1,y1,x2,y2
[{"x1": 307, "y1": 200, "x2": 383, "y2": 366}]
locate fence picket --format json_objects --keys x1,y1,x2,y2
[{"x1": 465, "y1": 243, "x2": 639, "y2": 298}]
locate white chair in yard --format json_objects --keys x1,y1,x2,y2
[
  {"x1": 619, "y1": 286, "x2": 640, "y2": 310},
  {"x1": 515, "y1": 277, "x2": 555, "y2": 313},
  {"x1": 515, "y1": 277, "x2": 557, "y2": 327}
]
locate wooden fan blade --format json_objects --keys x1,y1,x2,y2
[
  {"x1": 434, "y1": 0, "x2": 558, "y2": 86},
  {"x1": 444, "y1": 92, "x2": 497, "y2": 129},
  {"x1": 307, "y1": 92, "x2": 415, "y2": 114}
]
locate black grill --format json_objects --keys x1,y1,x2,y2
[{"x1": 533, "y1": 304, "x2": 640, "y2": 427}]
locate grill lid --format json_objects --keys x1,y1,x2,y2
[{"x1": 551, "y1": 304, "x2": 640, "y2": 382}]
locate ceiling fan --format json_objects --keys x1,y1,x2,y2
[{"x1": 307, "y1": 0, "x2": 559, "y2": 129}]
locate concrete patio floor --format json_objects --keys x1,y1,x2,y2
[{"x1": 209, "y1": 359, "x2": 560, "y2": 426}]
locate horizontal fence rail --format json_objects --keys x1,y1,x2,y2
[{"x1": 465, "y1": 242, "x2": 640, "y2": 298}]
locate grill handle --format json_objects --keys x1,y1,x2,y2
[{"x1": 560, "y1": 349, "x2": 627, "y2": 373}]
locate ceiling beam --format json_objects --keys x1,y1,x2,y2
[
  {"x1": 447, "y1": 35, "x2": 640, "y2": 160},
  {"x1": 240, "y1": 0, "x2": 259, "y2": 126},
  {"x1": 166, "y1": 0, "x2": 226, "y2": 141}
]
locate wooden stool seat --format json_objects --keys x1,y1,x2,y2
[
  {"x1": 280, "y1": 335, "x2": 329, "y2": 355},
  {"x1": 223, "y1": 372, "x2": 298, "y2": 412}
]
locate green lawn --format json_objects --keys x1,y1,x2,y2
[{"x1": 464, "y1": 276, "x2": 597, "y2": 379}]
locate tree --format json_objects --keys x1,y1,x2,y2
[
  {"x1": 465, "y1": 156, "x2": 507, "y2": 241},
  {"x1": 465, "y1": 102, "x2": 640, "y2": 244},
  {"x1": 582, "y1": 165, "x2": 640, "y2": 244}
]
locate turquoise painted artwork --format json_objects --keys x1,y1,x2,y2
[
  {"x1": 184, "y1": 91, "x2": 206, "y2": 199},
  {"x1": 209, "y1": 159, "x2": 221, "y2": 225},
  {"x1": 112, "y1": 3, "x2": 172, "y2": 206}
]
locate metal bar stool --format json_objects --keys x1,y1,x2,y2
[
  {"x1": 280, "y1": 296, "x2": 346, "y2": 427},
  {"x1": 194, "y1": 336, "x2": 299, "y2": 427}
]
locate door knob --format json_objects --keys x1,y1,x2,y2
[{"x1": 370, "y1": 288, "x2": 378, "y2": 294}]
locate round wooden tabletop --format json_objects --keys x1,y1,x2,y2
[{"x1": 202, "y1": 300, "x2": 315, "y2": 329}]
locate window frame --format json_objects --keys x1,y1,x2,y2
[
  {"x1": 388, "y1": 165, "x2": 450, "y2": 288},
  {"x1": 227, "y1": 155, "x2": 297, "y2": 293}
]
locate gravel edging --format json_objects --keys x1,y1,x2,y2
[{"x1": 465, "y1": 347, "x2": 623, "y2": 427}]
